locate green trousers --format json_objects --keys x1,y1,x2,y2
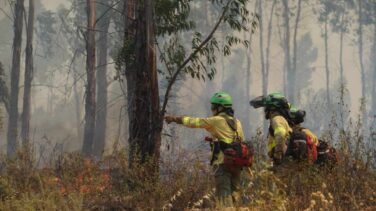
[{"x1": 213, "y1": 164, "x2": 242, "y2": 207}]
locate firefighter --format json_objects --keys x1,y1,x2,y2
[
  {"x1": 250, "y1": 92, "x2": 292, "y2": 165},
  {"x1": 164, "y1": 92, "x2": 245, "y2": 207},
  {"x1": 288, "y1": 105, "x2": 318, "y2": 162}
]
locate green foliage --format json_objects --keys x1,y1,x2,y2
[
  {"x1": 156, "y1": 0, "x2": 195, "y2": 35},
  {"x1": 158, "y1": 0, "x2": 258, "y2": 84}
]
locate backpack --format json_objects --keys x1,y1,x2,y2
[
  {"x1": 286, "y1": 127, "x2": 317, "y2": 162},
  {"x1": 315, "y1": 140, "x2": 339, "y2": 166},
  {"x1": 210, "y1": 115, "x2": 254, "y2": 167}
]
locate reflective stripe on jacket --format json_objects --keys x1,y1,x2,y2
[
  {"x1": 181, "y1": 112, "x2": 245, "y2": 165},
  {"x1": 267, "y1": 114, "x2": 292, "y2": 154}
]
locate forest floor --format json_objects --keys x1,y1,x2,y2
[{"x1": 0, "y1": 146, "x2": 375, "y2": 210}]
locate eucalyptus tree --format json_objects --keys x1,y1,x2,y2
[
  {"x1": 314, "y1": 0, "x2": 332, "y2": 108},
  {"x1": 21, "y1": 0, "x2": 35, "y2": 149},
  {"x1": 117, "y1": 0, "x2": 257, "y2": 166},
  {"x1": 92, "y1": 0, "x2": 114, "y2": 158},
  {"x1": 7, "y1": 0, "x2": 25, "y2": 158},
  {"x1": 82, "y1": 0, "x2": 96, "y2": 156}
]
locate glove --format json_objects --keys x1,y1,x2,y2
[{"x1": 164, "y1": 115, "x2": 176, "y2": 124}]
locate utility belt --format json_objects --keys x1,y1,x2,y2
[{"x1": 210, "y1": 139, "x2": 254, "y2": 167}]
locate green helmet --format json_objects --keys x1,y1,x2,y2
[
  {"x1": 289, "y1": 105, "x2": 306, "y2": 124},
  {"x1": 263, "y1": 92, "x2": 289, "y2": 109},
  {"x1": 210, "y1": 92, "x2": 232, "y2": 107},
  {"x1": 250, "y1": 92, "x2": 289, "y2": 109}
]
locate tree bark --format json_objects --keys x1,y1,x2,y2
[
  {"x1": 21, "y1": 0, "x2": 35, "y2": 149},
  {"x1": 82, "y1": 0, "x2": 96, "y2": 156},
  {"x1": 93, "y1": 2, "x2": 111, "y2": 158},
  {"x1": 124, "y1": 0, "x2": 157, "y2": 164},
  {"x1": 291, "y1": 0, "x2": 302, "y2": 103},
  {"x1": 146, "y1": 0, "x2": 161, "y2": 160},
  {"x1": 282, "y1": 0, "x2": 291, "y2": 102},
  {"x1": 7, "y1": 0, "x2": 25, "y2": 158}
]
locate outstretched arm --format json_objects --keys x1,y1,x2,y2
[{"x1": 164, "y1": 115, "x2": 213, "y2": 129}]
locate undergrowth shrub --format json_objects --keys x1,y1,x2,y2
[{"x1": 0, "y1": 113, "x2": 375, "y2": 210}]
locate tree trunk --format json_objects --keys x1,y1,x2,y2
[
  {"x1": 124, "y1": 0, "x2": 160, "y2": 165},
  {"x1": 93, "y1": 3, "x2": 111, "y2": 158},
  {"x1": 358, "y1": 0, "x2": 366, "y2": 127},
  {"x1": 264, "y1": 0, "x2": 276, "y2": 134},
  {"x1": 339, "y1": 15, "x2": 345, "y2": 130},
  {"x1": 82, "y1": 0, "x2": 96, "y2": 156},
  {"x1": 21, "y1": 0, "x2": 35, "y2": 149},
  {"x1": 146, "y1": 0, "x2": 161, "y2": 160},
  {"x1": 291, "y1": 0, "x2": 302, "y2": 103},
  {"x1": 282, "y1": 0, "x2": 291, "y2": 102},
  {"x1": 324, "y1": 16, "x2": 330, "y2": 107},
  {"x1": 258, "y1": 0, "x2": 266, "y2": 96},
  {"x1": 372, "y1": 25, "x2": 376, "y2": 123},
  {"x1": 265, "y1": 0, "x2": 276, "y2": 97},
  {"x1": 339, "y1": 16, "x2": 344, "y2": 87},
  {"x1": 72, "y1": 61, "x2": 82, "y2": 141},
  {"x1": 7, "y1": 0, "x2": 25, "y2": 158}
]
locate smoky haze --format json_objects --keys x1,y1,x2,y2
[{"x1": 0, "y1": 0, "x2": 375, "y2": 159}]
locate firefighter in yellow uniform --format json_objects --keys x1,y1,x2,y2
[
  {"x1": 250, "y1": 93, "x2": 292, "y2": 164},
  {"x1": 289, "y1": 105, "x2": 319, "y2": 161},
  {"x1": 165, "y1": 92, "x2": 245, "y2": 207},
  {"x1": 289, "y1": 106, "x2": 319, "y2": 145}
]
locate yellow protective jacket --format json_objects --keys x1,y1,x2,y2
[
  {"x1": 267, "y1": 113, "x2": 292, "y2": 155},
  {"x1": 181, "y1": 112, "x2": 245, "y2": 165}
]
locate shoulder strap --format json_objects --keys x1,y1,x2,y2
[
  {"x1": 219, "y1": 114, "x2": 241, "y2": 142},
  {"x1": 219, "y1": 114, "x2": 237, "y2": 131}
]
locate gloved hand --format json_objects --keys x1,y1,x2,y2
[{"x1": 164, "y1": 115, "x2": 176, "y2": 124}]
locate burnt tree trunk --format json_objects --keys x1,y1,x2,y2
[
  {"x1": 7, "y1": 0, "x2": 25, "y2": 157},
  {"x1": 21, "y1": 0, "x2": 35, "y2": 149},
  {"x1": 93, "y1": 3, "x2": 111, "y2": 158},
  {"x1": 82, "y1": 0, "x2": 96, "y2": 156}
]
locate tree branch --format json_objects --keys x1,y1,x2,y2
[{"x1": 160, "y1": 0, "x2": 233, "y2": 116}]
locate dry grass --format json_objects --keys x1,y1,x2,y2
[{"x1": 0, "y1": 119, "x2": 375, "y2": 210}]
